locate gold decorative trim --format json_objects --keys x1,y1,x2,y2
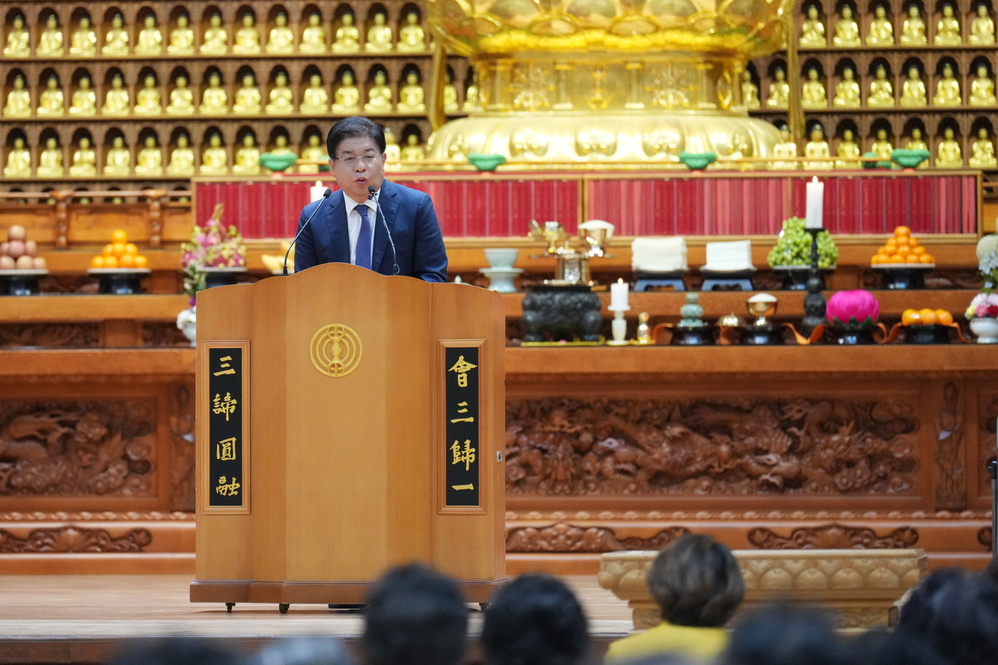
[{"x1": 310, "y1": 324, "x2": 363, "y2": 378}]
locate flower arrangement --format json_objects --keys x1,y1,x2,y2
[
  {"x1": 826, "y1": 289, "x2": 880, "y2": 329},
  {"x1": 180, "y1": 203, "x2": 246, "y2": 302},
  {"x1": 978, "y1": 234, "x2": 998, "y2": 289},
  {"x1": 966, "y1": 293, "x2": 998, "y2": 321}
]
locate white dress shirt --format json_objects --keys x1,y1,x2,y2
[{"x1": 343, "y1": 192, "x2": 379, "y2": 265}]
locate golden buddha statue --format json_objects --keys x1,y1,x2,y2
[
  {"x1": 867, "y1": 5, "x2": 894, "y2": 45},
  {"x1": 935, "y1": 4, "x2": 961, "y2": 45},
  {"x1": 871, "y1": 128, "x2": 894, "y2": 161},
  {"x1": 398, "y1": 12, "x2": 427, "y2": 52},
  {"x1": 833, "y1": 67, "x2": 860, "y2": 108},
  {"x1": 334, "y1": 71, "x2": 361, "y2": 112},
  {"x1": 464, "y1": 74, "x2": 480, "y2": 111},
  {"x1": 266, "y1": 13, "x2": 295, "y2": 54},
  {"x1": 933, "y1": 63, "x2": 961, "y2": 106},
  {"x1": 4, "y1": 15, "x2": 30, "y2": 58},
  {"x1": 833, "y1": 5, "x2": 861, "y2": 46},
  {"x1": 135, "y1": 75, "x2": 162, "y2": 116},
  {"x1": 799, "y1": 5, "x2": 826, "y2": 47},
  {"x1": 136, "y1": 15, "x2": 163, "y2": 54},
  {"x1": 801, "y1": 67, "x2": 827, "y2": 108},
  {"x1": 444, "y1": 72, "x2": 459, "y2": 112},
  {"x1": 167, "y1": 76, "x2": 194, "y2": 115},
  {"x1": 3, "y1": 75, "x2": 31, "y2": 118},
  {"x1": 835, "y1": 129, "x2": 862, "y2": 169},
  {"x1": 135, "y1": 136, "x2": 163, "y2": 176},
  {"x1": 168, "y1": 14, "x2": 194, "y2": 54},
  {"x1": 200, "y1": 73, "x2": 228, "y2": 115},
  {"x1": 265, "y1": 72, "x2": 294, "y2": 114},
  {"x1": 365, "y1": 13, "x2": 393, "y2": 52},
  {"x1": 971, "y1": 4, "x2": 995, "y2": 44},
  {"x1": 741, "y1": 71, "x2": 760, "y2": 109},
  {"x1": 334, "y1": 13, "x2": 361, "y2": 52},
  {"x1": 233, "y1": 74, "x2": 262, "y2": 115},
  {"x1": 301, "y1": 74, "x2": 329, "y2": 114},
  {"x1": 104, "y1": 136, "x2": 131, "y2": 176},
  {"x1": 70, "y1": 77, "x2": 96, "y2": 116},
  {"x1": 300, "y1": 14, "x2": 327, "y2": 52},
  {"x1": 905, "y1": 128, "x2": 930, "y2": 168},
  {"x1": 401, "y1": 134, "x2": 425, "y2": 161},
  {"x1": 970, "y1": 127, "x2": 998, "y2": 167},
  {"x1": 233, "y1": 134, "x2": 261, "y2": 175},
  {"x1": 102, "y1": 13, "x2": 129, "y2": 55},
  {"x1": 3, "y1": 138, "x2": 31, "y2": 177},
  {"x1": 201, "y1": 13, "x2": 228, "y2": 54},
  {"x1": 399, "y1": 72, "x2": 426, "y2": 112},
  {"x1": 270, "y1": 135, "x2": 295, "y2": 158},
  {"x1": 970, "y1": 65, "x2": 996, "y2": 106},
  {"x1": 299, "y1": 135, "x2": 326, "y2": 173},
  {"x1": 201, "y1": 134, "x2": 229, "y2": 175},
  {"x1": 766, "y1": 67, "x2": 790, "y2": 108},
  {"x1": 936, "y1": 127, "x2": 963, "y2": 167},
  {"x1": 868, "y1": 64, "x2": 894, "y2": 107},
  {"x1": 772, "y1": 125, "x2": 798, "y2": 169},
  {"x1": 70, "y1": 17, "x2": 96, "y2": 55},
  {"x1": 69, "y1": 137, "x2": 96, "y2": 176},
  {"x1": 901, "y1": 66, "x2": 927, "y2": 107},
  {"x1": 385, "y1": 129, "x2": 402, "y2": 165},
  {"x1": 37, "y1": 76, "x2": 65, "y2": 117},
  {"x1": 365, "y1": 70, "x2": 394, "y2": 111},
  {"x1": 900, "y1": 5, "x2": 927, "y2": 44},
  {"x1": 804, "y1": 126, "x2": 832, "y2": 169},
  {"x1": 37, "y1": 15, "x2": 64, "y2": 56},
  {"x1": 37, "y1": 138, "x2": 64, "y2": 177},
  {"x1": 102, "y1": 75, "x2": 130, "y2": 117},
  {"x1": 233, "y1": 14, "x2": 261, "y2": 54},
  {"x1": 166, "y1": 135, "x2": 195, "y2": 176}
]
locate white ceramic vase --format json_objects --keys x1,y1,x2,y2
[
  {"x1": 177, "y1": 306, "x2": 197, "y2": 347},
  {"x1": 970, "y1": 317, "x2": 998, "y2": 344}
]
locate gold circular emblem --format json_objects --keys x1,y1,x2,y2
[{"x1": 310, "y1": 324, "x2": 363, "y2": 378}]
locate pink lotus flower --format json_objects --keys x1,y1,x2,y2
[{"x1": 827, "y1": 289, "x2": 880, "y2": 328}]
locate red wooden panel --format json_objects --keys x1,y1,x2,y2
[
  {"x1": 675, "y1": 179, "x2": 700, "y2": 236},
  {"x1": 651, "y1": 179, "x2": 677, "y2": 236},
  {"x1": 961, "y1": 176, "x2": 978, "y2": 233},
  {"x1": 859, "y1": 177, "x2": 885, "y2": 234},
  {"x1": 790, "y1": 177, "x2": 808, "y2": 221},
  {"x1": 834, "y1": 177, "x2": 860, "y2": 235},
  {"x1": 883, "y1": 176, "x2": 908, "y2": 234},
  {"x1": 464, "y1": 180, "x2": 488, "y2": 236},
  {"x1": 908, "y1": 177, "x2": 933, "y2": 234},
  {"x1": 555, "y1": 180, "x2": 579, "y2": 232}
]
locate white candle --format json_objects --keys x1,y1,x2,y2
[
  {"x1": 805, "y1": 177, "x2": 824, "y2": 230},
  {"x1": 310, "y1": 181, "x2": 325, "y2": 202},
  {"x1": 610, "y1": 278, "x2": 629, "y2": 309}
]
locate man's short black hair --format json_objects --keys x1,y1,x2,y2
[
  {"x1": 363, "y1": 563, "x2": 469, "y2": 665},
  {"x1": 326, "y1": 117, "x2": 386, "y2": 161},
  {"x1": 481, "y1": 574, "x2": 590, "y2": 665},
  {"x1": 107, "y1": 637, "x2": 246, "y2": 665}
]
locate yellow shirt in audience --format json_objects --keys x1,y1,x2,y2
[{"x1": 605, "y1": 622, "x2": 728, "y2": 662}]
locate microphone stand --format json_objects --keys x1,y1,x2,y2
[{"x1": 284, "y1": 188, "x2": 332, "y2": 275}]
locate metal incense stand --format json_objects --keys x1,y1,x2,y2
[{"x1": 799, "y1": 227, "x2": 827, "y2": 337}]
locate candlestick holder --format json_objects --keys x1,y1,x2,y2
[
  {"x1": 607, "y1": 306, "x2": 630, "y2": 345},
  {"x1": 799, "y1": 228, "x2": 827, "y2": 338}
]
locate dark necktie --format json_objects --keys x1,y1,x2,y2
[{"x1": 355, "y1": 204, "x2": 372, "y2": 270}]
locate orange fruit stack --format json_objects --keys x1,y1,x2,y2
[
  {"x1": 90, "y1": 229, "x2": 149, "y2": 269},
  {"x1": 871, "y1": 226, "x2": 935, "y2": 265},
  {"x1": 901, "y1": 308, "x2": 954, "y2": 326}
]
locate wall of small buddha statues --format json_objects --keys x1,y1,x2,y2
[
  {"x1": 0, "y1": 0, "x2": 476, "y2": 187},
  {"x1": 746, "y1": 0, "x2": 998, "y2": 169}
]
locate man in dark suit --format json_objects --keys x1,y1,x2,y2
[{"x1": 293, "y1": 117, "x2": 448, "y2": 282}]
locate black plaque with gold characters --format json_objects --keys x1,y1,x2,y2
[
  {"x1": 208, "y1": 347, "x2": 244, "y2": 508},
  {"x1": 445, "y1": 347, "x2": 480, "y2": 507}
]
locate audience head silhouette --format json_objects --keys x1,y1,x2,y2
[
  {"x1": 720, "y1": 601, "x2": 850, "y2": 665},
  {"x1": 649, "y1": 534, "x2": 745, "y2": 628}
]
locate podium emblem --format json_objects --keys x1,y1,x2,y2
[{"x1": 310, "y1": 324, "x2": 363, "y2": 377}]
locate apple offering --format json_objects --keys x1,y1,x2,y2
[{"x1": 0, "y1": 225, "x2": 47, "y2": 271}]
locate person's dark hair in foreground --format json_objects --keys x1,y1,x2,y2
[
  {"x1": 362, "y1": 563, "x2": 469, "y2": 665},
  {"x1": 844, "y1": 628, "x2": 949, "y2": 665},
  {"x1": 107, "y1": 636, "x2": 246, "y2": 665},
  {"x1": 256, "y1": 637, "x2": 356, "y2": 665},
  {"x1": 898, "y1": 567, "x2": 998, "y2": 665},
  {"x1": 648, "y1": 534, "x2": 745, "y2": 627},
  {"x1": 719, "y1": 601, "x2": 849, "y2": 665},
  {"x1": 481, "y1": 573, "x2": 590, "y2": 665}
]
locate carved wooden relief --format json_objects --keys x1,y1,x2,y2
[
  {"x1": 169, "y1": 384, "x2": 195, "y2": 512},
  {"x1": 747, "y1": 524, "x2": 919, "y2": 549},
  {"x1": 935, "y1": 382, "x2": 966, "y2": 511},
  {"x1": 0, "y1": 399, "x2": 157, "y2": 497},
  {"x1": 0, "y1": 526, "x2": 151, "y2": 553},
  {"x1": 506, "y1": 523, "x2": 689, "y2": 553},
  {"x1": 979, "y1": 394, "x2": 998, "y2": 501},
  {"x1": 143, "y1": 322, "x2": 193, "y2": 347},
  {"x1": 505, "y1": 397, "x2": 919, "y2": 496},
  {"x1": 0, "y1": 324, "x2": 99, "y2": 348}
]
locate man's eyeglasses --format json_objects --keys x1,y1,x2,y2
[{"x1": 335, "y1": 153, "x2": 382, "y2": 167}]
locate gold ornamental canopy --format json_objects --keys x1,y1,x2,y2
[{"x1": 425, "y1": 0, "x2": 794, "y2": 166}]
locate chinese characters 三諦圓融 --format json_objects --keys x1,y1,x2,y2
[
  {"x1": 216, "y1": 437, "x2": 237, "y2": 461},
  {"x1": 215, "y1": 475, "x2": 241, "y2": 496},
  {"x1": 451, "y1": 439, "x2": 476, "y2": 471},
  {"x1": 213, "y1": 392, "x2": 238, "y2": 421},
  {"x1": 213, "y1": 355, "x2": 236, "y2": 376},
  {"x1": 448, "y1": 356, "x2": 477, "y2": 388}
]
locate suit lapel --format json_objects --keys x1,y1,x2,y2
[
  {"x1": 372, "y1": 180, "x2": 399, "y2": 273},
  {"x1": 327, "y1": 191, "x2": 350, "y2": 264}
]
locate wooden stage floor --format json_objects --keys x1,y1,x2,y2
[{"x1": 0, "y1": 575, "x2": 632, "y2": 665}]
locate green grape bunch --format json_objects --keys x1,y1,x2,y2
[{"x1": 767, "y1": 216, "x2": 839, "y2": 268}]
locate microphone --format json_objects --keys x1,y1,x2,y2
[
  {"x1": 284, "y1": 188, "x2": 332, "y2": 275},
  {"x1": 368, "y1": 185, "x2": 399, "y2": 275}
]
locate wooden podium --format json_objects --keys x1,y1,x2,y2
[{"x1": 189, "y1": 263, "x2": 506, "y2": 611}]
